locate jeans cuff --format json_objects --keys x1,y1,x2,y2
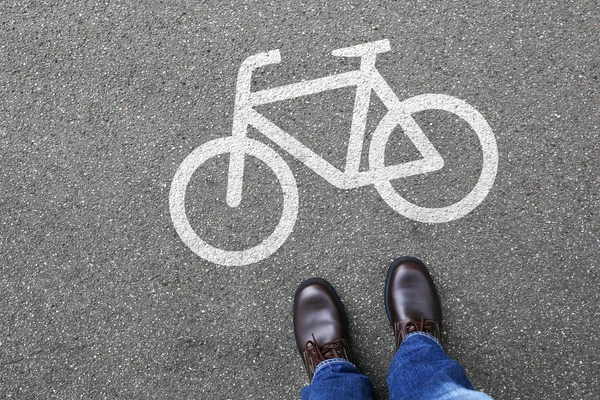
[
  {"x1": 313, "y1": 358, "x2": 355, "y2": 378},
  {"x1": 403, "y1": 331, "x2": 442, "y2": 347}
]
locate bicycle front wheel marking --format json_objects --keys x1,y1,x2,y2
[
  {"x1": 169, "y1": 137, "x2": 299, "y2": 266},
  {"x1": 370, "y1": 94, "x2": 498, "y2": 223}
]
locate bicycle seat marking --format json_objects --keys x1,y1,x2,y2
[{"x1": 170, "y1": 39, "x2": 498, "y2": 266}]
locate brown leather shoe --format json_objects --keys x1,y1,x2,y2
[
  {"x1": 293, "y1": 278, "x2": 351, "y2": 382},
  {"x1": 385, "y1": 257, "x2": 443, "y2": 349}
]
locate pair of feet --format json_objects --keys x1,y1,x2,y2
[{"x1": 293, "y1": 257, "x2": 442, "y2": 381}]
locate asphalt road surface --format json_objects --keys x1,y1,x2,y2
[{"x1": 1, "y1": 1, "x2": 599, "y2": 399}]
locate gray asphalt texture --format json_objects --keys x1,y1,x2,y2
[{"x1": 1, "y1": 1, "x2": 599, "y2": 399}]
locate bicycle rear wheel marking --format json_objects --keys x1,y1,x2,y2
[
  {"x1": 369, "y1": 94, "x2": 498, "y2": 223},
  {"x1": 169, "y1": 137, "x2": 299, "y2": 266}
]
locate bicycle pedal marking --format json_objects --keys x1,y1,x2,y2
[{"x1": 170, "y1": 39, "x2": 499, "y2": 266}]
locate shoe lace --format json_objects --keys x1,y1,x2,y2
[
  {"x1": 302, "y1": 334, "x2": 350, "y2": 381},
  {"x1": 405, "y1": 313, "x2": 438, "y2": 335},
  {"x1": 304, "y1": 334, "x2": 346, "y2": 363}
]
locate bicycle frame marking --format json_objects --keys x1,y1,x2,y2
[{"x1": 226, "y1": 39, "x2": 444, "y2": 206}]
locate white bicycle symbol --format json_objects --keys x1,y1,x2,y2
[{"x1": 170, "y1": 39, "x2": 498, "y2": 266}]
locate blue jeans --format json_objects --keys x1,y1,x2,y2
[{"x1": 301, "y1": 332, "x2": 493, "y2": 400}]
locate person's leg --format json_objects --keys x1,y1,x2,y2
[
  {"x1": 387, "y1": 332, "x2": 492, "y2": 399},
  {"x1": 294, "y1": 278, "x2": 374, "y2": 400},
  {"x1": 385, "y1": 257, "x2": 492, "y2": 400}
]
